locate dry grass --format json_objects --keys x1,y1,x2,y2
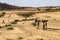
[{"x1": 0, "y1": 11, "x2": 60, "y2": 40}]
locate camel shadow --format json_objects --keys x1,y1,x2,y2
[{"x1": 47, "y1": 28, "x2": 60, "y2": 31}]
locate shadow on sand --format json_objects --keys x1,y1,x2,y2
[{"x1": 47, "y1": 28, "x2": 60, "y2": 31}]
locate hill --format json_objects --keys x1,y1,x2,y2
[
  {"x1": 0, "y1": 2, "x2": 33, "y2": 10},
  {"x1": 0, "y1": 2, "x2": 60, "y2": 11}
]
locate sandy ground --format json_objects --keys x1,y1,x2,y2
[{"x1": 0, "y1": 11, "x2": 60, "y2": 40}]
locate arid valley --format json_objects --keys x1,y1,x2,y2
[{"x1": 0, "y1": 11, "x2": 60, "y2": 40}]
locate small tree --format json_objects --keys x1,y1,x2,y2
[
  {"x1": 0, "y1": 12, "x2": 6, "y2": 17},
  {"x1": 17, "y1": 12, "x2": 35, "y2": 20}
]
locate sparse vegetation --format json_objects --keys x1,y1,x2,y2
[
  {"x1": 0, "y1": 12, "x2": 5, "y2": 17},
  {"x1": 7, "y1": 39, "x2": 14, "y2": 40},
  {"x1": 45, "y1": 16, "x2": 51, "y2": 18},
  {"x1": 36, "y1": 38, "x2": 43, "y2": 40},
  {"x1": 22, "y1": 18, "x2": 34, "y2": 21},
  {"x1": 11, "y1": 21, "x2": 17, "y2": 24},
  {"x1": 5, "y1": 24, "x2": 12, "y2": 27},
  {"x1": 17, "y1": 36, "x2": 23, "y2": 40},
  {"x1": 11, "y1": 20, "x2": 20, "y2": 24},
  {"x1": 31, "y1": 22, "x2": 36, "y2": 26},
  {"x1": 7, "y1": 27, "x2": 14, "y2": 30}
]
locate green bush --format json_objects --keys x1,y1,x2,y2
[
  {"x1": 22, "y1": 19, "x2": 26, "y2": 21},
  {"x1": 7, "y1": 27, "x2": 14, "y2": 30},
  {"x1": 31, "y1": 22, "x2": 36, "y2": 26},
  {"x1": 22, "y1": 18, "x2": 34, "y2": 21},
  {"x1": 0, "y1": 12, "x2": 5, "y2": 17},
  {"x1": 36, "y1": 38, "x2": 43, "y2": 40},
  {"x1": 17, "y1": 36, "x2": 23, "y2": 40},
  {"x1": 11, "y1": 21, "x2": 17, "y2": 24},
  {"x1": 5, "y1": 24, "x2": 11, "y2": 27},
  {"x1": 7, "y1": 24, "x2": 11, "y2": 26},
  {"x1": 45, "y1": 16, "x2": 51, "y2": 18}
]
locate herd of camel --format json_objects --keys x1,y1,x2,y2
[{"x1": 35, "y1": 18, "x2": 48, "y2": 30}]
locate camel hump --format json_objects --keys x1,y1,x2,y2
[{"x1": 42, "y1": 20, "x2": 48, "y2": 22}]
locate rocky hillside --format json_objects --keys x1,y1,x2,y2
[
  {"x1": 0, "y1": 2, "x2": 60, "y2": 11},
  {"x1": 0, "y1": 2, "x2": 38, "y2": 11}
]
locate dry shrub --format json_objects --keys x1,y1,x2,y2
[
  {"x1": 7, "y1": 27, "x2": 14, "y2": 30},
  {"x1": 17, "y1": 36, "x2": 23, "y2": 40}
]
